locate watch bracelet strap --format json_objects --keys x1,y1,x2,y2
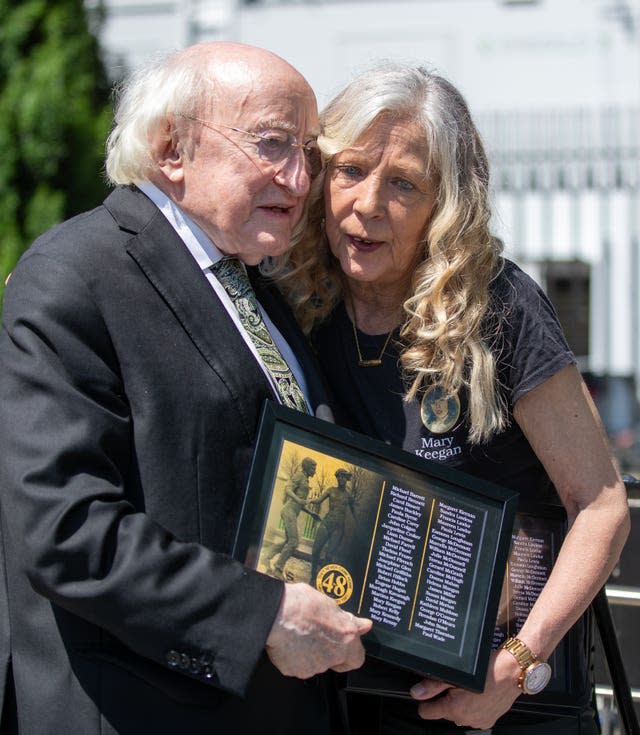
[
  {"x1": 501, "y1": 636, "x2": 552, "y2": 694},
  {"x1": 501, "y1": 636, "x2": 540, "y2": 669}
]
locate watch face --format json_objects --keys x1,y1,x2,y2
[{"x1": 523, "y1": 662, "x2": 552, "y2": 695}]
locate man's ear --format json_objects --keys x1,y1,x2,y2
[{"x1": 153, "y1": 118, "x2": 185, "y2": 184}]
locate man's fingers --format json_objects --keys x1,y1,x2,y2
[
  {"x1": 342, "y1": 610, "x2": 373, "y2": 635},
  {"x1": 331, "y1": 640, "x2": 367, "y2": 673},
  {"x1": 266, "y1": 583, "x2": 371, "y2": 679},
  {"x1": 332, "y1": 658, "x2": 362, "y2": 673},
  {"x1": 354, "y1": 616, "x2": 373, "y2": 634}
]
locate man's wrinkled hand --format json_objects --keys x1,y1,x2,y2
[{"x1": 265, "y1": 582, "x2": 372, "y2": 679}]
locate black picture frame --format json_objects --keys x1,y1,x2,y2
[{"x1": 234, "y1": 401, "x2": 519, "y2": 692}]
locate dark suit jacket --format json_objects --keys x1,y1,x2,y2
[
  {"x1": 0, "y1": 536, "x2": 11, "y2": 730},
  {"x1": 0, "y1": 186, "x2": 337, "y2": 734}
]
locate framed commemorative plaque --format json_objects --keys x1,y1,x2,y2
[{"x1": 233, "y1": 401, "x2": 519, "y2": 692}]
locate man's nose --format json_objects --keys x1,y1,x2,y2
[{"x1": 273, "y1": 148, "x2": 311, "y2": 196}]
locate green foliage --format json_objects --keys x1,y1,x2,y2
[{"x1": 0, "y1": 0, "x2": 113, "y2": 304}]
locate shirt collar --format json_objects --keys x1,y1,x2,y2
[{"x1": 139, "y1": 182, "x2": 225, "y2": 270}]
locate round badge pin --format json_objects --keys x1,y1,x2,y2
[{"x1": 420, "y1": 385, "x2": 460, "y2": 434}]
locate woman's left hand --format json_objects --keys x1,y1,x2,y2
[{"x1": 410, "y1": 648, "x2": 522, "y2": 730}]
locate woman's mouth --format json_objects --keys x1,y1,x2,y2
[{"x1": 349, "y1": 235, "x2": 384, "y2": 251}]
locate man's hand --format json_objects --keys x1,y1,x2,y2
[
  {"x1": 409, "y1": 649, "x2": 521, "y2": 730},
  {"x1": 266, "y1": 582, "x2": 372, "y2": 679}
]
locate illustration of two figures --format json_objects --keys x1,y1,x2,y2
[{"x1": 264, "y1": 459, "x2": 356, "y2": 585}]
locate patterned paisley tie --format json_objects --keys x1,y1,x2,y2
[{"x1": 212, "y1": 258, "x2": 309, "y2": 413}]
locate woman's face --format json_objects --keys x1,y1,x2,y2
[{"x1": 324, "y1": 116, "x2": 437, "y2": 292}]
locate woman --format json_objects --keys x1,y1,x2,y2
[{"x1": 267, "y1": 64, "x2": 630, "y2": 734}]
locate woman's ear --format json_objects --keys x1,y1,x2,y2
[{"x1": 153, "y1": 117, "x2": 185, "y2": 184}]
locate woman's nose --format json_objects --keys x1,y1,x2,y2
[{"x1": 353, "y1": 176, "x2": 384, "y2": 217}]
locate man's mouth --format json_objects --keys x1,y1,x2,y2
[{"x1": 260, "y1": 205, "x2": 295, "y2": 216}]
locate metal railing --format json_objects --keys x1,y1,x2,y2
[
  {"x1": 595, "y1": 483, "x2": 640, "y2": 735},
  {"x1": 606, "y1": 586, "x2": 640, "y2": 608},
  {"x1": 597, "y1": 585, "x2": 640, "y2": 711}
]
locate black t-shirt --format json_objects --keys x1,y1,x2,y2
[
  {"x1": 313, "y1": 259, "x2": 576, "y2": 505},
  {"x1": 314, "y1": 260, "x2": 593, "y2": 724}
]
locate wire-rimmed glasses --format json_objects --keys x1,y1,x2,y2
[{"x1": 177, "y1": 113, "x2": 322, "y2": 178}]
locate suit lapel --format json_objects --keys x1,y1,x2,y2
[
  {"x1": 104, "y1": 187, "x2": 272, "y2": 438},
  {"x1": 103, "y1": 186, "x2": 332, "y2": 421}
]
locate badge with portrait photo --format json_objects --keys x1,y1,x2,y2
[{"x1": 420, "y1": 385, "x2": 461, "y2": 434}]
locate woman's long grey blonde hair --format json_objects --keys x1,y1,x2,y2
[{"x1": 265, "y1": 63, "x2": 506, "y2": 443}]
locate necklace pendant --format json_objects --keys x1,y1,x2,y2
[{"x1": 348, "y1": 296, "x2": 396, "y2": 368}]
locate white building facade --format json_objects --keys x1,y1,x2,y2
[{"x1": 89, "y1": 0, "x2": 640, "y2": 446}]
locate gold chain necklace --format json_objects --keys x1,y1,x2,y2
[{"x1": 351, "y1": 320, "x2": 394, "y2": 367}]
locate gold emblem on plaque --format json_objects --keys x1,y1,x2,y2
[{"x1": 315, "y1": 564, "x2": 354, "y2": 605}]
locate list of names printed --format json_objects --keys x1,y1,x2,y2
[
  {"x1": 367, "y1": 484, "x2": 424, "y2": 627},
  {"x1": 361, "y1": 485, "x2": 481, "y2": 653},
  {"x1": 414, "y1": 502, "x2": 476, "y2": 646},
  {"x1": 492, "y1": 517, "x2": 558, "y2": 648}
]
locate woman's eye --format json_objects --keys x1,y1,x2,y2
[
  {"x1": 393, "y1": 178, "x2": 416, "y2": 192},
  {"x1": 336, "y1": 164, "x2": 363, "y2": 179}
]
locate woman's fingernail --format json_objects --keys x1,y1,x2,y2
[{"x1": 410, "y1": 682, "x2": 426, "y2": 698}]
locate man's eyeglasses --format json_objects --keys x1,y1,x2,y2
[{"x1": 177, "y1": 113, "x2": 322, "y2": 178}]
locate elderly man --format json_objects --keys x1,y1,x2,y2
[{"x1": 0, "y1": 42, "x2": 370, "y2": 735}]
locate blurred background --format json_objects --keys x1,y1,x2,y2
[{"x1": 0, "y1": 0, "x2": 638, "y2": 728}]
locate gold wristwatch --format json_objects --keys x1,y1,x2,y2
[{"x1": 501, "y1": 636, "x2": 552, "y2": 695}]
